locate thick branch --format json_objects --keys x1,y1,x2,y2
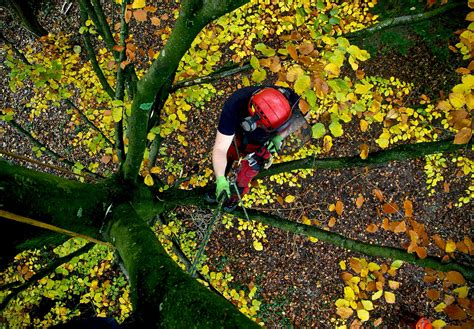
[
  {"x1": 346, "y1": 1, "x2": 465, "y2": 38},
  {"x1": 236, "y1": 208, "x2": 474, "y2": 281},
  {"x1": 0, "y1": 243, "x2": 94, "y2": 312},
  {"x1": 259, "y1": 139, "x2": 472, "y2": 179},
  {"x1": 105, "y1": 202, "x2": 257, "y2": 327}
]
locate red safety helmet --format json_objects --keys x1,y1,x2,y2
[{"x1": 247, "y1": 88, "x2": 292, "y2": 131}]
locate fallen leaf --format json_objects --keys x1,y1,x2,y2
[
  {"x1": 357, "y1": 309, "x2": 369, "y2": 322},
  {"x1": 150, "y1": 16, "x2": 161, "y2": 26},
  {"x1": 427, "y1": 289, "x2": 440, "y2": 301},
  {"x1": 356, "y1": 194, "x2": 365, "y2": 208},
  {"x1": 444, "y1": 304, "x2": 467, "y2": 320},
  {"x1": 445, "y1": 240, "x2": 457, "y2": 253},
  {"x1": 382, "y1": 203, "x2": 399, "y2": 214},
  {"x1": 403, "y1": 200, "x2": 413, "y2": 217},
  {"x1": 373, "y1": 189, "x2": 384, "y2": 202},
  {"x1": 388, "y1": 280, "x2": 400, "y2": 289},
  {"x1": 366, "y1": 224, "x2": 378, "y2": 233},
  {"x1": 133, "y1": 9, "x2": 147, "y2": 22},
  {"x1": 336, "y1": 307, "x2": 354, "y2": 319},
  {"x1": 285, "y1": 195, "x2": 296, "y2": 203},
  {"x1": 393, "y1": 221, "x2": 407, "y2": 233},
  {"x1": 384, "y1": 291, "x2": 396, "y2": 303},
  {"x1": 359, "y1": 144, "x2": 369, "y2": 159},
  {"x1": 432, "y1": 234, "x2": 446, "y2": 251},
  {"x1": 253, "y1": 240, "x2": 263, "y2": 251},
  {"x1": 445, "y1": 271, "x2": 465, "y2": 285},
  {"x1": 415, "y1": 246, "x2": 427, "y2": 259},
  {"x1": 328, "y1": 217, "x2": 336, "y2": 228},
  {"x1": 335, "y1": 200, "x2": 344, "y2": 216},
  {"x1": 453, "y1": 127, "x2": 472, "y2": 144}
]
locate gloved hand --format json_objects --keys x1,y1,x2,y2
[
  {"x1": 216, "y1": 176, "x2": 230, "y2": 200},
  {"x1": 267, "y1": 135, "x2": 283, "y2": 153}
]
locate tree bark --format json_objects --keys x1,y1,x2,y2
[{"x1": 2, "y1": 0, "x2": 47, "y2": 37}]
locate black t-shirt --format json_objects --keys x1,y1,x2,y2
[{"x1": 217, "y1": 86, "x2": 299, "y2": 145}]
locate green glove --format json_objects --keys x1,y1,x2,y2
[
  {"x1": 216, "y1": 176, "x2": 230, "y2": 199},
  {"x1": 267, "y1": 135, "x2": 283, "y2": 153}
]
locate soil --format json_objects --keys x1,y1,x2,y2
[{"x1": 0, "y1": 1, "x2": 472, "y2": 328}]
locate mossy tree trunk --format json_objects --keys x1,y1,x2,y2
[{"x1": 1, "y1": 0, "x2": 47, "y2": 37}]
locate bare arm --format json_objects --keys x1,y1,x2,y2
[{"x1": 212, "y1": 131, "x2": 234, "y2": 178}]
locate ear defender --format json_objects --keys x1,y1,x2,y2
[{"x1": 241, "y1": 115, "x2": 259, "y2": 132}]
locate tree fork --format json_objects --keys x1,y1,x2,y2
[{"x1": 105, "y1": 202, "x2": 258, "y2": 327}]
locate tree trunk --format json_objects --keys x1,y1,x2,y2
[{"x1": 2, "y1": 0, "x2": 47, "y2": 37}]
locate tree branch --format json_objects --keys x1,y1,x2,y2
[
  {"x1": 232, "y1": 208, "x2": 474, "y2": 281},
  {"x1": 8, "y1": 120, "x2": 103, "y2": 179},
  {"x1": 0, "y1": 243, "x2": 94, "y2": 312},
  {"x1": 346, "y1": 1, "x2": 465, "y2": 39},
  {"x1": 79, "y1": 4, "x2": 116, "y2": 98},
  {"x1": 171, "y1": 62, "x2": 252, "y2": 92},
  {"x1": 258, "y1": 139, "x2": 472, "y2": 179}
]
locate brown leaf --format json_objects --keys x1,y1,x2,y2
[
  {"x1": 336, "y1": 307, "x2": 354, "y2": 319},
  {"x1": 403, "y1": 200, "x2": 413, "y2": 217},
  {"x1": 423, "y1": 274, "x2": 437, "y2": 283},
  {"x1": 426, "y1": 289, "x2": 440, "y2": 301},
  {"x1": 144, "y1": 5, "x2": 157, "y2": 12},
  {"x1": 101, "y1": 155, "x2": 111, "y2": 164},
  {"x1": 455, "y1": 67, "x2": 471, "y2": 74},
  {"x1": 298, "y1": 99, "x2": 310, "y2": 115},
  {"x1": 276, "y1": 196, "x2": 284, "y2": 206},
  {"x1": 269, "y1": 56, "x2": 281, "y2": 73},
  {"x1": 313, "y1": 77, "x2": 329, "y2": 97},
  {"x1": 298, "y1": 42, "x2": 314, "y2": 55},
  {"x1": 382, "y1": 203, "x2": 399, "y2": 214},
  {"x1": 444, "y1": 304, "x2": 467, "y2": 320},
  {"x1": 287, "y1": 44, "x2": 298, "y2": 61},
  {"x1": 454, "y1": 127, "x2": 472, "y2": 144},
  {"x1": 335, "y1": 200, "x2": 344, "y2": 216},
  {"x1": 133, "y1": 9, "x2": 147, "y2": 22},
  {"x1": 161, "y1": 13, "x2": 169, "y2": 20},
  {"x1": 445, "y1": 271, "x2": 466, "y2": 285},
  {"x1": 393, "y1": 221, "x2": 407, "y2": 233},
  {"x1": 328, "y1": 217, "x2": 336, "y2": 228},
  {"x1": 359, "y1": 144, "x2": 369, "y2": 159},
  {"x1": 373, "y1": 189, "x2": 384, "y2": 202},
  {"x1": 415, "y1": 246, "x2": 427, "y2": 259},
  {"x1": 443, "y1": 182, "x2": 450, "y2": 192},
  {"x1": 356, "y1": 194, "x2": 365, "y2": 208},
  {"x1": 456, "y1": 241, "x2": 469, "y2": 254},
  {"x1": 340, "y1": 272, "x2": 353, "y2": 281},
  {"x1": 366, "y1": 223, "x2": 378, "y2": 233},
  {"x1": 125, "y1": 10, "x2": 132, "y2": 23},
  {"x1": 150, "y1": 16, "x2": 161, "y2": 26},
  {"x1": 113, "y1": 45, "x2": 125, "y2": 52},
  {"x1": 432, "y1": 234, "x2": 446, "y2": 251},
  {"x1": 350, "y1": 258, "x2": 362, "y2": 273},
  {"x1": 382, "y1": 218, "x2": 390, "y2": 230},
  {"x1": 356, "y1": 70, "x2": 365, "y2": 80}
]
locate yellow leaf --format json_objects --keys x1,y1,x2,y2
[
  {"x1": 368, "y1": 262, "x2": 380, "y2": 272},
  {"x1": 344, "y1": 286, "x2": 355, "y2": 301},
  {"x1": 432, "y1": 319, "x2": 446, "y2": 329},
  {"x1": 324, "y1": 63, "x2": 340, "y2": 77},
  {"x1": 434, "y1": 302, "x2": 446, "y2": 312},
  {"x1": 359, "y1": 144, "x2": 369, "y2": 159},
  {"x1": 388, "y1": 280, "x2": 400, "y2": 289},
  {"x1": 384, "y1": 291, "x2": 396, "y2": 303},
  {"x1": 323, "y1": 135, "x2": 333, "y2": 152},
  {"x1": 335, "y1": 298, "x2": 349, "y2": 307},
  {"x1": 372, "y1": 290, "x2": 383, "y2": 300},
  {"x1": 294, "y1": 74, "x2": 311, "y2": 94},
  {"x1": 354, "y1": 82, "x2": 373, "y2": 94},
  {"x1": 253, "y1": 240, "x2": 263, "y2": 251},
  {"x1": 112, "y1": 106, "x2": 122, "y2": 122},
  {"x1": 361, "y1": 300, "x2": 374, "y2": 311},
  {"x1": 357, "y1": 309, "x2": 370, "y2": 322},
  {"x1": 150, "y1": 166, "x2": 161, "y2": 174},
  {"x1": 339, "y1": 260, "x2": 347, "y2": 270},
  {"x1": 360, "y1": 119, "x2": 369, "y2": 132},
  {"x1": 453, "y1": 286, "x2": 468, "y2": 298},
  {"x1": 445, "y1": 240, "x2": 457, "y2": 253},
  {"x1": 467, "y1": 12, "x2": 474, "y2": 21},
  {"x1": 449, "y1": 92, "x2": 466, "y2": 108},
  {"x1": 132, "y1": 0, "x2": 146, "y2": 9},
  {"x1": 201, "y1": 264, "x2": 209, "y2": 275},
  {"x1": 284, "y1": 195, "x2": 296, "y2": 203},
  {"x1": 144, "y1": 174, "x2": 154, "y2": 186}
]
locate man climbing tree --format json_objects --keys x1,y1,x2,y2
[{"x1": 210, "y1": 86, "x2": 309, "y2": 210}]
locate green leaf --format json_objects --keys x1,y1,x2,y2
[
  {"x1": 329, "y1": 120, "x2": 343, "y2": 137},
  {"x1": 254, "y1": 43, "x2": 276, "y2": 57},
  {"x1": 250, "y1": 56, "x2": 260, "y2": 69},
  {"x1": 113, "y1": 106, "x2": 123, "y2": 122},
  {"x1": 251, "y1": 68, "x2": 267, "y2": 83},
  {"x1": 139, "y1": 102, "x2": 153, "y2": 111},
  {"x1": 312, "y1": 123, "x2": 326, "y2": 139},
  {"x1": 304, "y1": 89, "x2": 317, "y2": 107},
  {"x1": 316, "y1": 0, "x2": 325, "y2": 10},
  {"x1": 391, "y1": 260, "x2": 404, "y2": 269},
  {"x1": 73, "y1": 45, "x2": 82, "y2": 54},
  {"x1": 294, "y1": 74, "x2": 311, "y2": 94}
]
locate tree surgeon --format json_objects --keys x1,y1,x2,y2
[{"x1": 210, "y1": 86, "x2": 307, "y2": 210}]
